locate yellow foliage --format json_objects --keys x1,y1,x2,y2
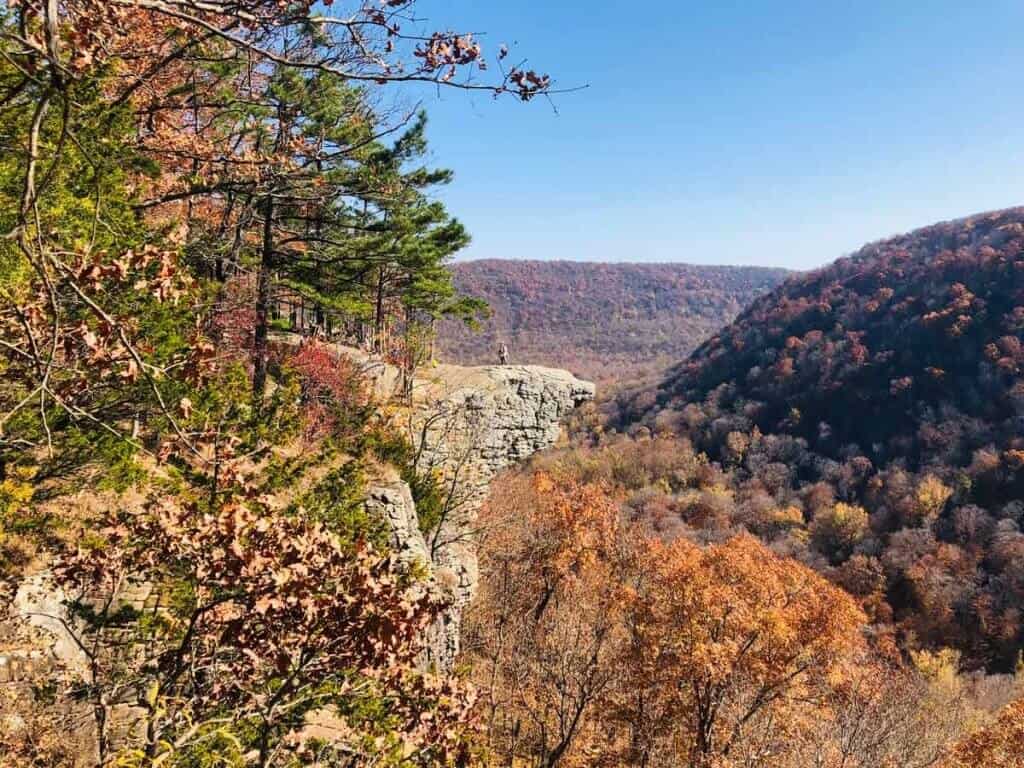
[
  {"x1": 0, "y1": 465, "x2": 38, "y2": 567},
  {"x1": 810, "y1": 502, "x2": 869, "y2": 561},
  {"x1": 915, "y1": 474, "x2": 953, "y2": 523},
  {"x1": 944, "y1": 698, "x2": 1024, "y2": 768},
  {"x1": 912, "y1": 648, "x2": 962, "y2": 690},
  {"x1": 706, "y1": 483, "x2": 734, "y2": 501},
  {"x1": 833, "y1": 501, "x2": 869, "y2": 526},
  {"x1": 0, "y1": 469, "x2": 37, "y2": 511},
  {"x1": 773, "y1": 505, "x2": 805, "y2": 527}
]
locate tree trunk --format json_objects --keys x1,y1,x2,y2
[
  {"x1": 252, "y1": 194, "x2": 274, "y2": 408},
  {"x1": 374, "y1": 267, "x2": 386, "y2": 354}
]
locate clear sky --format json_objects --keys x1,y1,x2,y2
[{"x1": 402, "y1": 0, "x2": 1024, "y2": 270}]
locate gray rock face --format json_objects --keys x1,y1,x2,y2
[
  {"x1": 397, "y1": 363, "x2": 595, "y2": 669},
  {"x1": 3, "y1": 573, "x2": 151, "y2": 764},
  {"x1": 417, "y1": 364, "x2": 597, "y2": 477},
  {"x1": 12, "y1": 573, "x2": 91, "y2": 681},
  {"x1": 275, "y1": 337, "x2": 597, "y2": 659},
  {"x1": 365, "y1": 481, "x2": 429, "y2": 568},
  {"x1": 359, "y1": 362, "x2": 594, "y2": 669}
]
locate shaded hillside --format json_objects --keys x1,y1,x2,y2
[
  {"x1": 631, "y1": 208, "x2": 1024, "y2": 466},
  {"x1": 599, "y1": 208, "x2": 1024, "y2": 670},
  {"x1": 438, "y1": 260, "x2": 790, "y2": 382}
]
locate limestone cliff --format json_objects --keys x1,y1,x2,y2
[{"x1": 369, "y1": 360, "x2": 595, "y2": 668}]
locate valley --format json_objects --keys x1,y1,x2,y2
[
  {"x1": 2, "y1": 2, "x2": 1024, "y2": 767},
  {"x1": 467, "y1": 208, "x2": 1024, "y2": 765},
  {"x1": 438, "y1": 259, "x2": 790, "y2": 383}
]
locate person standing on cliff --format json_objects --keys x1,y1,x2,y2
[{"x1": 498, "y1": 342, "x2": 510, "y2": 365}]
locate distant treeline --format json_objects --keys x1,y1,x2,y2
[{"x1": 438, "y1": 259, "x2": 790, "y2": 381}]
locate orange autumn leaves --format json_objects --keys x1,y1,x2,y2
[
  {"x1": 623, "y1": 535, "x2": 866, "y2": 766},
  {"x1": 467, "y1": 471, "x2": 868, "y2": 768},
  {"x1": 465, "y1": 473, "x2": 632, "y2": 768},
  {"x1": 55, "y1": 492, "x2": 477, "y2": 764},
  {"x1": 531, "y1": 471, "x2": 624, "y2": 577},
  {"x1": 944, "y1": 697, "x2": 1024, "y2": 768}
]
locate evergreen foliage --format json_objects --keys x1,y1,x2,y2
[{"x1": 0, "y1": 1, "x2": 542, "y2": 763}]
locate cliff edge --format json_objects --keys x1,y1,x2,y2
[{"x1": 371, "y1": 357, "x2": 595, "y2": 668}]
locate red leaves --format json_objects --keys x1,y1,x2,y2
[
  {"x1": 889, "y1": 376, "x2": 914, "y2": 395},
  {"x1": 289, "y1": 339, "x2": 371, "y2": 441},
  {"x1": 508, "y1": 68, "x2": 552, "y2": 100},
  {"x1": 414, "y1": 32, "x2": 483, "y2": 85},
  {"x1": 944, "y1": 697, "x2": 1024, "y2": 767},
  {"x1": 2, "y1": 245, "x2": 195, "y2": 402},
  {"x1": 30, "y1": 0, "x2": 553, "y2": 107},
  {"x1": 74, "y1": 246, "x2": 184, "y2": 299},
  {"x1": 63, "y1": 493, "x2": 442, "y2": 681}
]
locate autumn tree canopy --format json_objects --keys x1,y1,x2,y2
[
  {"x1": 0, "y1": 0, "x2": 554, "y2": 466},
  {"x1": 0, "y1": 1, "x2": 555, "y2": 764},
  {"x1": 466, "y1": 471, "x2": 872, "y2": 768},
  {"x1": 614, "y1": 534, "x2": 866, "y2": 768},
  {"x1": 606, "y1": 208, "x2": 1024, "y2": 672},
  {"x1": 944, "y1": 697, "x2": 1024, "y2": 768}
]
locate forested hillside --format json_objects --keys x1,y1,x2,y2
[
  {"x1": 591, "y1": 208, "x2": 1024, "y2": 671},
  {"x1": 3, "y1": 2, "x2": 1024, "y2": 767},
  {"x1": 460, "y1": 209, "x2": 1024, "y2": 765},
  {"x1": 0, "y1": 2, "x2": 548, "y2": 765},
  {"x1": 438, "y1": 260, "x2": 789, "y2": 381},
  {"x1": 468, "y1": 466, "x2": 1024, "y2": 767}
]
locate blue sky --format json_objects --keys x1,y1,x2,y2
[{"x1": 401, "y1": 1, "x2": 1024, "y2": 269}]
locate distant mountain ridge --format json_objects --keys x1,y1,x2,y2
[{"x1": 438, "y1": 259, "x2": 791, "y2": 382}]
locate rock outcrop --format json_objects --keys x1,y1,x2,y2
[
  {"x1": 365, "y1": 480, "x2": 428, "y2": 567},
  {"x1": 370, "y1": 360, "x2": 595, "y2": 668}
]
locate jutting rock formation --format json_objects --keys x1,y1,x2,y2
[{"x1": 396, "y1": 362, "x2": 595, "y2": 667}]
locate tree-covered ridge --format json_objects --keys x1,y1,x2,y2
[
  {"x1": 4, "y1": 1, "x2": 1024, "y2": 766},
  {"x1": 648, "y1": 206, "x2": 1024, "y2": 460},
  {"x1": 438, "y1": 260, "x2": 789, "y2": 382},
  {"x1": 466, "y1": 466, "x2": 1023, "y2": 767},
  {"x1": 599, "y1": 207, "x2": 1024, "y2": 672}
]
